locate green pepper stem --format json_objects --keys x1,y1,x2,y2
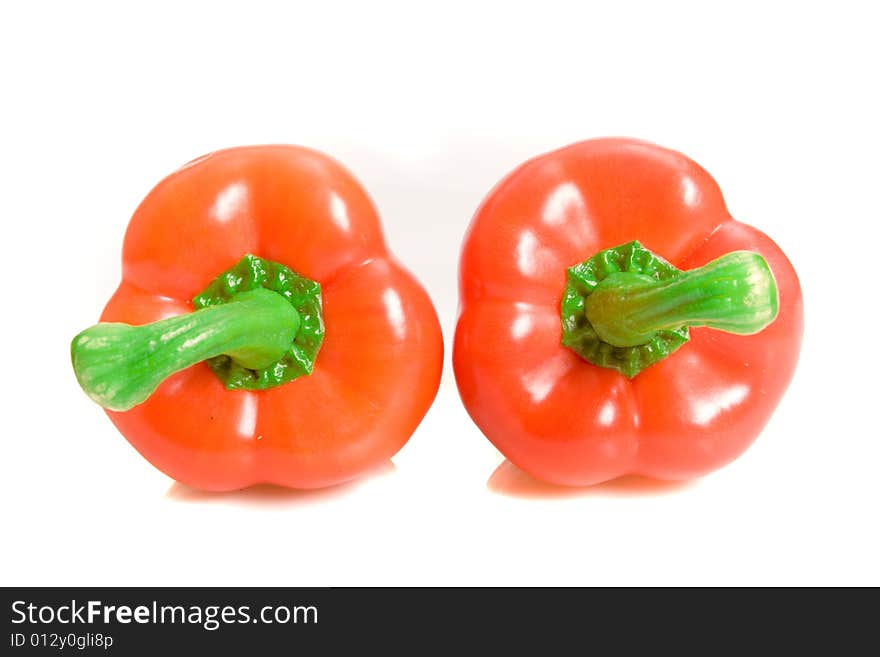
[
  {"x1": 71, "y1": 288, "x2": 301, "y2": 411},
  {"x1": 584, "y1": 251, "x2": 779, "y2": 348}
]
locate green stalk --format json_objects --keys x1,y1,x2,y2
[
  {"x1": 72, "y1": 288, "x2": 300, "y2": 411},
  {"x1": 586, "y1": 251, "x2": 778, "y2": 347},
  {"x1": 561, "y1": 241, "x2": 779, "y2": 377}
]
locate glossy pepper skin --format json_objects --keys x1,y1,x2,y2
[
  {"x1": 80, "y1": 145, "x2": 443, "y2": 491},
  {"x1": 454, "y1": 138, "x2": 802, "y2": 486}
]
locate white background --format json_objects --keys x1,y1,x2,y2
[{"x1": 2, "y1": 1, "x2": 878, "y2": 586}]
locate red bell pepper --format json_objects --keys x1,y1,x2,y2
[
  {"x1": 454, "y1": 138, "x2": 803, "y2": 486},
  {"x1": 72, "y1": 145, "x2": 443, "y2": 491}
]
